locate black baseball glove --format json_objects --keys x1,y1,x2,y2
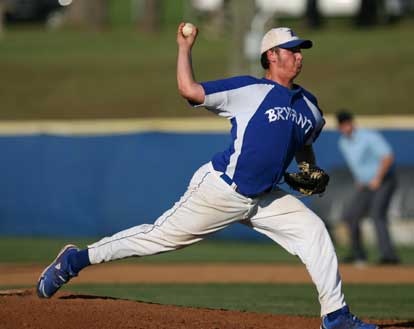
[{"x1": 284, "y1": 162, "x2": 329, "y2": 196}]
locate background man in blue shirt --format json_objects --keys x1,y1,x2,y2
[
  {"x1": 337, "y1": 111, "x2": 400, "y2": 265},
  {"x1": 36, "y1": 24, "x2": 379, "y2": 329}
]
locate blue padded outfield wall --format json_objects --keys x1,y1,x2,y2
[{"x1": 1, "y1": 129, "x2": 414, "y2": 239}]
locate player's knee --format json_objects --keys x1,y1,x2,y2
[{"x1": 155, "y1": 227, "x2": 199, "y2": 248}]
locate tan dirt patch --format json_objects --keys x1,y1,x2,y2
[
  {"x1": 1, "y1": 264, "x2": 413, "y2": 329},
  {"x1": 1, "y1": 263, "x2": 414, "y2": 286},
  {"x1": 0, "y1": 289, "x2": 411, "y2": 329}
]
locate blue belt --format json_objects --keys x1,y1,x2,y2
[
  {"x1": 219, "y1": 173, "x2": 272, "y2": 198},
  {"x1": 220, "y1": 173, "x2": 235, "y2": 187}
]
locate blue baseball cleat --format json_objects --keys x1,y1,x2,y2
[
  {"x1": 36, "y1": 244, "x2": 79, "y2": 298},
  {"x1": 321, "y1": 306, "x2": 379, "y2": 329}
]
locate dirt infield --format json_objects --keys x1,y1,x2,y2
[
  {"x1": 2, "y1": 263, "x2": 414, "y2": 285},
  {"x1": 1, "y1": 289, "x2": 412, "y2": 329},
  {"x1": 1, "y1": 263, "x2": 414, "y2": 329}
]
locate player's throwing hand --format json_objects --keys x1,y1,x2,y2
[{"x1": 177, "y1": 22, "x2": 198, "y2": 49}]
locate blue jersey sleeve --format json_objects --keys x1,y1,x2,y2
[
  {"x1": 302, "y1": 89, "x2": 325, "y2": 145},
  {"x1": 192, "y1": 76, "x2": 261, "y2": 118}
]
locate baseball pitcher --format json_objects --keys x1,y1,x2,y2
[{"x1": 37, "y1": 23, "x2": 378, "y2": 329}]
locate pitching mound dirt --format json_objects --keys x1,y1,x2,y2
[{"x1": 0, "y1": 289, "x2": 411, "y2": 329}]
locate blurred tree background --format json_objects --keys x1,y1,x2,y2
[{"x1": 0, "y1": 0, "x2": 413, "y2": 119}]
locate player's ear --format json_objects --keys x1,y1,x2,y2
[{"x1": 267, "y1": 48, "x2": 278, "y2": 65}]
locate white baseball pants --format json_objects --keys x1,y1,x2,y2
[{"x1": 88, "y1": 162, "x2": 345, "y2": 316}]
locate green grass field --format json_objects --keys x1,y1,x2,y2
[
  {"x1": 1, "y1": 238, "x2": 414, "y2": 320},
  {"x1": 0, "y1": 20, "x2": 413, "y2": 120},
  {"x1": 60, "y1": 283, "x2": 414, "y2": 319},
  {"x1": 1, "y1": 282, "x2": 413, "y2": 319},
  {"x1": 2, "y1": 237, "x2": 414, "y2": 264}
]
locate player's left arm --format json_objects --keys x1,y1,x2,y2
[
  {"x1": 296, "y1": 89, "x2": 325, "y2": 167},
  {"x1": 295, "y1": 144, "x2": 316, "y2": 166},
  {"x1": 286, "y1": 90, "x2": 328, "y2": 194},
  {"x1": 369, "y1": 132, "x2": 394, "y2": 190},
  {"x1": 370, "y1": 154, "x2": 394, "y2": 190}
]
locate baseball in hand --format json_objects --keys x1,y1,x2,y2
[{"x1": 182, "y1": 23, "x2": 195, "y2": 37}]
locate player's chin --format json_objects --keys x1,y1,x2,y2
[
  {"x1": 293, "y1": 67, "x2": 302, "y2": 77},
  {"x1": 292, "y1": 68, "x2": 302, "y2": 79}
]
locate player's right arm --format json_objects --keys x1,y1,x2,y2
[{"x1": 176, "y1": 23, "x2": 205, "y2": 104}]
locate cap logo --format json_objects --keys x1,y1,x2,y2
[
  {"x1": 281, "y1": 28, "x2": 296, "y2": 37},
  {"x1": 280, "y1": 27, "x2": 297, "y2": 38}
]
